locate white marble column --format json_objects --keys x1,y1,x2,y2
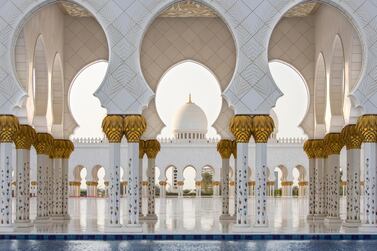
[
  {"x1": 108, "y1": 143, "x2": 121, "y2": 226},
  {"x1": 314, "y1": 157, "x2": 326, "y2": 219},
  {"x1": 217, "y1": 139, "x2": 232, "y2": 221},
  {"x1": 34, "y1": 133, "x2": 53, "y2": 222},
  {"x1": 229, "y1": 115, "x2": 253, "y2": 231},
  {"x1": 0, "y1": 115, "x2": 18, "y2": 230},
  {"x1": 231, "y1": 140, "x2": 237, "y2": 219},
  {"x1": 254, "y1": 143, "x2": 268, "y2": 226},
  {"x1": 342, "y1": 124, "x2": 362, "y2": 226},
  {"x1": 252, "y1": 115, "x2": 274, "y2": 228},
  {"x1": 323, "y1": 133, "x2": 343, "y2": 223},
  {"x1": 195, "y1": 181, "x2": 201, "y2": 197},
  {"x1": 138, "y1": 142, "x2": 145, "y2": 219},
  {"x1": 159, "y1": 181, "x2": 166, "y2": 198},
  {"x1": 47, "y1": 156, "x2": 54, "y2": 217},
  {"x1": 102, "y1": 115, "x2": 123, "y2": 229},
  {"x1": 220, "y1": 159, "x2": 230, "y2": 219},
  {"x1": 357, "y1": 115, "x2": 377, "y2": 229},
  {"x1": 124, "y1": 115, "x2": 146, "y2": 232},
  {"x1": 62, "y1": 141, "x2": 73, "y2": 220},
  {"x1": 145, "y1": 139, "x2": 160, "y2": 221},
  {"x1": 14, "y1": 125, "x2": 36, "y2": 227},
  {"x1": 51, "y1": 143, "x2": 64, "y2": 220}
]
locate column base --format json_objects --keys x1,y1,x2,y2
[
  {"x1": 251, "y1": 224, "x2": 270, "y2": 233},
  {"x1": 142, "y1": 214, "x2": 158, "y2": 221},
  {"x1": 358, "y1": 224, "x2": 377, "y2": 232},
  {"x1": 34, "y1": 217, "x2": 50, "y2": 224},
  {"x1": 14, "y1": 220, "x2": 33, "y2": 228},
  {"x1": 62, "y1": 214, "x2": 70, "y2": 220},
  {"x1": 0, "y1": 225, "x2": 14, "y2": 233},
  {"x1": 219, "y1": 214, "x2": 233, "y2": 221},
  {"x1": 50, "y1": 215, "x2": 66, "y2": 221},
  {"x1": 324, "y1": 217, "x2": 342, "y2": 224},
  {"x1": 313, "y1": 215, "x2": 326, "y2": 221},
  {"x1": 343, "y1": 220, "x2": 361, "y2": 228},
  {"x1": 104, "y1": 223, "x2": 123, "y2": 232},
  {"x1": 306, "y1": 214, "x2": 315, "y2": 221},
  {"x1": 124, "y1": 224, "x2": 143, "y2": 233},
  {"x1": 232, "y1": 224, "x2": 251, "y2": 233}
]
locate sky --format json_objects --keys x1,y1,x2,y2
[{"x1": 70, "y1": 61, "x2": 308, "y2": 139}]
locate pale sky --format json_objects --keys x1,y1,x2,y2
[{"x1": 70, "y1": 61, "x2": 308, "y2": 139}]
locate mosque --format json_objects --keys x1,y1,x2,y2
[{"x1": 0, "y1": 0, "x2": 377, "y2": 234}]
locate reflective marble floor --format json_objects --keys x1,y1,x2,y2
[{"x1": 8, "y1": 196, "x2": 367, "y2": 234}]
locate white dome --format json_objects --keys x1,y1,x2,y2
[{"x1": 173, "y1": 96, "x2": 208, "y2": 134}]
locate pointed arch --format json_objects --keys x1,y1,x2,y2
[
  {"x1": 51, "y1": 53, "x2": 64, "y2": 126},
  {"x1": 314, "y1": 53, "x2": 327, "y2": 125},
  {"x1": 33, "y1": 35, "x2": 48, "y2": 117},
  {"x1": 329, "y1": 35, "x2": 345, "y2": 118}
]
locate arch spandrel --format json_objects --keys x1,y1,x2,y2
[{"x1": 1, "y1": 0, "x2": 375, "y2": 117}]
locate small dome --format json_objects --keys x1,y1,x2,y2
[{"x1": 173, "y1": 95, "x2": 208, "y2": 134}]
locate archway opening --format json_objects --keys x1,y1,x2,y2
[
  {"x1": 156, "y1": 61, "x2": 222, "y2": 138},
  {"x1": 165, "y1": 166, "x2": 178, "y2": 194},
  {"x1": 269, "y1": 61, "x2": 308, "y2": 138},
  {"x1": 80, "y1": 167, "x2": 87, "y2": 197},
  {"x1": 183, "y1": 166, "x2": 196, "y2": 194},
  {"x1": 69, "y1": 61, "x2": 108, "y2": 138},
  {"x1": 14, "y1": 1, "x2": 109, "y2": 137},
  {"x1": 268, "y1": 1, "x2": 363, "y2": 137},
  {"x1": 201, "y1": 166, "x2": 214, "y2": 196}
]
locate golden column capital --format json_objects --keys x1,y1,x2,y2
[
  {"x1": 52, "y1": 139, "x2": 67, "y2": 159},
  {"x1": 13, "y1": 124, "x2": 36, "y2": 150},
  {"x1": 311, "y1": 139, "x2": 327, "y2": 158},
  {"x1": 217, "y1": 139, "x2": 232, "y2": 159},
  {"x1": 139, "y1": 140, "x2": 145, "y2": 159},
  {"x1": 324, "y1": 133, "x2": 344, "y2": 155},
  {"x1": 229, "y1": 115, "x2": 253, "y2": 143},
  {"x1": 356, "y1": 115, "x2": 377, "y2": 143},
  {"x1": 0, "y1": 115, "x2": 19, "y2": 143},
  {"x1": 145, "y1": 139, "x2": 161, "y2": 159},
  {"x1": 102, "y1": 115, "x2": 124, "y2": 143},
  {"x1": 251, "y1": 115, "x2": 274, "y2": 143},
  {"x1": 62, "y1": 140, "x2": 74, "y2": 159},
  {"x1": 123, "y1": 115, "x2": 146, "y2": 143},
  {"x1": 303, "y1": 139, "x2": 316, "y2": 159},
  {"x1": 34, "y1": 133, "x2": 54, "y2": 155},
  {"x1": 341, "y1": 124, "x2": 363, "y2": 150}
]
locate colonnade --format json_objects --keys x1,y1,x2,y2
[
  {"x1": 0, "y1": 115, "x2": 74, "y2": 230},
  {"x1": 304, "y1": 115, "x2": 377, "y2": 228},
  {"x1": 223, "y1": 115, "x2": 274, "y2": 231},
  {"x1": 102, "y1": 115, "x2": 161, "y2": 231}
]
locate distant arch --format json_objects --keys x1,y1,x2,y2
[{"x1": 33, "y1": 35, "x2": 48, "y2": 119}]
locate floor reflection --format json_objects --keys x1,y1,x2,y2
[{"x1": 9, "y1": 196, "x2": 363, "y2": 233}]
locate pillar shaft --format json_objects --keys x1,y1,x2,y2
[
  {"x1": 15, "y1": 149, "x2": 31, "y2": 223},
  {"x1": 128, "y1": 142, "x2": 140, "y2": 224},
  {"x1": 308, "y1": 158, "x2": 315, "y2": 215},
  {"x1": 255, "y1": 143, "x2": 268, "y2": 226},
  {"x1": 326, "y1": 154, "x2": 341, "y2": 219},
  {"x1": 47, "y1": 157, "x2": 54, "y2": 217},
  {"x1": 346, "y1": 148, "x2": 361, "y2": 223},
  {"x1": 138, "y1": 158, "x2": 143, "y2": 218},
  {"x1": 147, "y1": 158, "x2": 156, "y2": 217},
  {"x1": 62, "y1": 158, "x2": 69, "y2": 218},
  {"x1": 315, "y1": 158, "x2": 326, "y2": 217},
  {"x1": 36, "y1": 154, "x2": 49, "y2": 219},
  {"x1": 221, "y1": 158, "x2": 230, "y2": 216},
  {"x1": 0, "y1": 143, "x2": 13, "y2": 226},
  {"x1": 363, "y1": 143, "x2": 377, "y2": 225},
  {"x1": 53, "y1": 158, "x2": 63, "y2": 217},
  {"x1": 109, "y1": 143, "x2": 121, "y2": 225}
]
